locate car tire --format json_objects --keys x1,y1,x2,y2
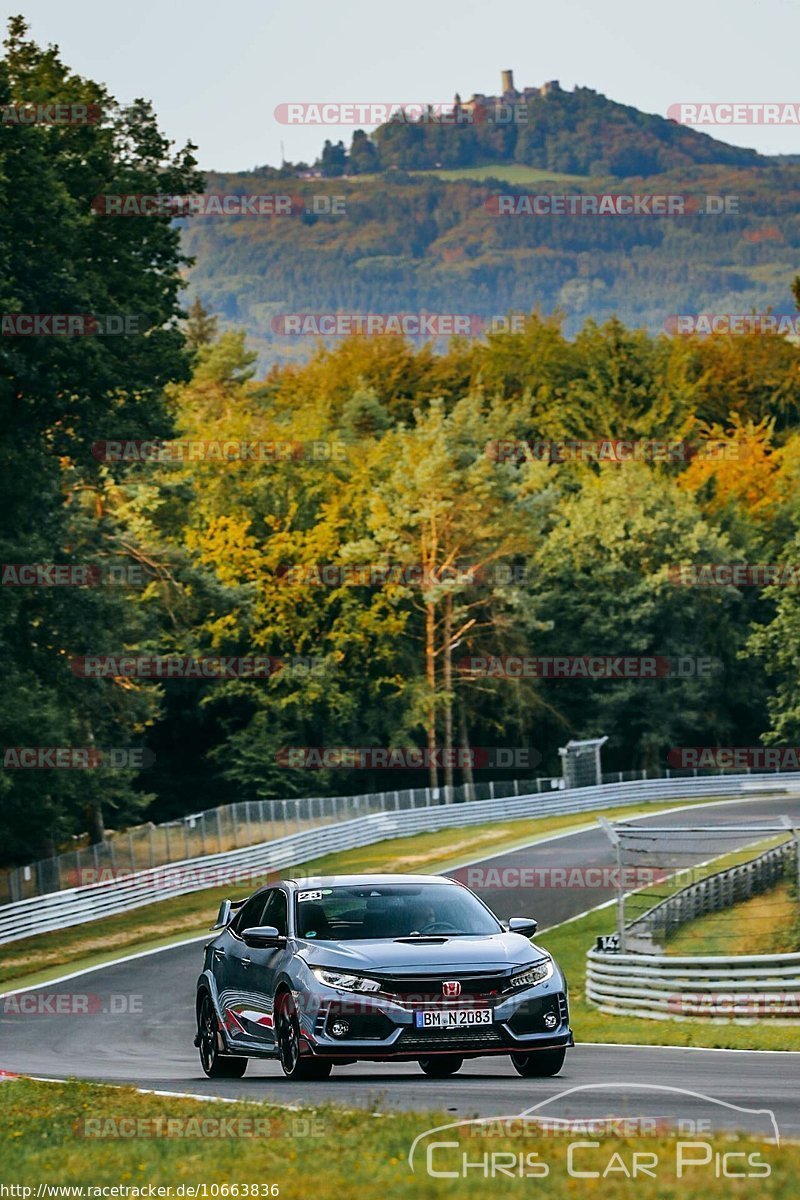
[
  {"x1": 418, "y1": 1055, "x2": 463, "y2": 1078},
  {"x1": 275, "y1": 992, "x2": 333, "y2": 1080},
  {"x1": 510, "y1": 1048, "x2": 566, "y2": 1077},
  {"x1": 198, "y1": 994, "x2": 248, "y2": 1078}
]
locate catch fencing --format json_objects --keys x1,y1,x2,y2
[
  {"x1": 625, "y1": 840, "x2": 797, "y2": 946},
  {"x1": 5, "y1": 763, "x2": 795, "y2": 905},
  {"x1": 1, "y1": 770, "x2": 799, "y2": 946},
  {"x1": 587, "y1": 815, "x2": 800, "y2": 1021}
]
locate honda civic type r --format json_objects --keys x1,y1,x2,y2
[{"x1": 194, "y1": 873, "x2": 573, "y2": 1080}]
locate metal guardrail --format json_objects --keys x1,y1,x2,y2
[
  {"x1": 2, "y1": 771, "x2": 800, "y2": 946},
  {"x1": 586, "y1": 948, "x2": 800, "y2": 1020},
  {"x1": 626, "y1": 841, "x2": 797, "y2": 947}
]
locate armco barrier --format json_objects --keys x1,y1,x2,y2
[
  {"x1": 586, "y1": 947, "x2": 800, "y2": 1020},
  {"x1": 2, "y1": 772, "x2": 799, "y2": 946}
]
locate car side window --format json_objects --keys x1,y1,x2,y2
[
  {"x1": 230, "y1": 893, "x2": 267, "y2": 935},
  {"x1": 262, "y1": 889, "x2": 288, "y2": 936}
]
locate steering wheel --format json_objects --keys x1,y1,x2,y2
[{"x1": 418, "y1": 921, "x2": 462, "y2": 935}]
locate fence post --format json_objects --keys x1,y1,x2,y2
[{"x1": 598, "y1": 817, "x2": 626, "y2": 952}]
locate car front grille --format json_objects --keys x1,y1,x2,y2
[
  {"x1": 397, "y1": 1024, "x2": 505, "y2": 1051},
  {"x1": 375, "y1": 972, "x2": 510, "y2": 1002}
]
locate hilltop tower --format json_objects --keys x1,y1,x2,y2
[{"x1": 501, "y1": 69, "x2": 516, "y2": 96}]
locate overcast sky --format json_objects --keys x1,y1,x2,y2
[{"x1": 11, "y1": 0, "x2": 800, "y2": 170}]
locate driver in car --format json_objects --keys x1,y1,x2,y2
[{"x1": 407, "y1": 902, "x2": 436, "y2": 935}]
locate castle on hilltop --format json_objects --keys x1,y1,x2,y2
[{"x1": 453, "y1": 70, "x2": 563, "y2": 117}]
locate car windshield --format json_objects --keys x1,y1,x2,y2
[{"x1": 294, "y1": 883, "x2": 501, "y2": 941}]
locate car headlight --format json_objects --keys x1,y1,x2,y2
[
  {"x1": 312, "y1": 968, "x2": 382, "y2": 993},
  {"x1": 508, "y1": 957, "x2": 554, "y2": 990}
]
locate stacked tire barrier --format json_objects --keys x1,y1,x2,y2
[{"x1": 586, "y1": 948, "x2": 800, "y2": 1021}]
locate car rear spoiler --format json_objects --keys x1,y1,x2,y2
[{"x1": 211, "y1": 897, "x2": 247, "y2": 930}]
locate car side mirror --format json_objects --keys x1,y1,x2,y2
[
  {"x1": 241, "y1": 924, "x2": 285, "y2": 949},
  {"x1": 508, "y1": 916, "x2": 538, "y2": 937}
]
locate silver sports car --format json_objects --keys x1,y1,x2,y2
[{"x1": 195, "y1": 873, "x2": 572, "y2": 1080}]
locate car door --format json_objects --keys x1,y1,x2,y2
[
  {"x1": 230, "y1": 887, "x2": 289, "y2": 1048},
  {"x1": 247, "y1": 888, "x2": 290, "y2": 1045},
  {"x1": 221, "y1": 892, "x2": 270, "y2": 1039}
]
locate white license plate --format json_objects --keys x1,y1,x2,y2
[{"x1": 415, "y1": 1008, "x2": 492, "y2": 1028}]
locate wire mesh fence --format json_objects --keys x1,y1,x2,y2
[
  {"x1": 604, "y1": 818, "x2": 800, "y2": 954},
  {"x1": 1, "y1": 774, "x2": 560, "y2": 904},
  {"x1": 5, "y1": 761, "x2": 798, "y2": 907}
]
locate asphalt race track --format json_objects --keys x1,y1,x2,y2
[{"x1": 2, "y1": 794, "x2": 800, "y2": 1137}]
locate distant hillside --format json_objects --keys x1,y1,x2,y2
[
  {"x1": 183, "y1": 153, "x2": 800, "y2": 370},
  {"x1": 184, "y1": 76, "x2": 796, "y2": 368}
]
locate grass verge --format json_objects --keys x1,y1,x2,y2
[
  {"x1": 0, "y1": 798, "x2": 718, "y2": 992},
  {"x1": 665, "y1": 879, "x2": 800, "y2": 957},
  {"x1": 347, "y1": 163, "x2": 591, "y2": 185},
  {"x1": 0, "y1": 1077, "x2": 794, "y2": 1198}
]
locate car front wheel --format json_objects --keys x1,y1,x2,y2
[
  {"x1": 275, "y1": 993, "x2": 332, "y2": 1080},
  {"x1": 198, "y1": 994, "x2": 248, "y2": 1078},
  {"x1": 418, "y1": 1055, "x2": 463, "y2": 1077},
  {"x1": 510, "y1": 1047, "x2": 566, "y2": 1077}
]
